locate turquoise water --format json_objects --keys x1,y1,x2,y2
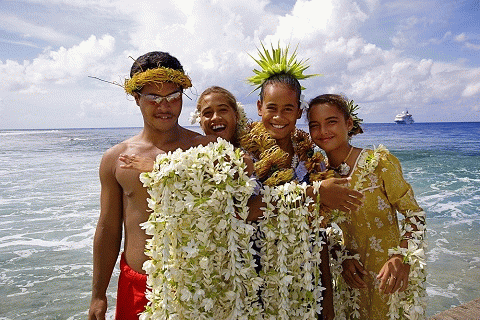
[{"x1": 0, "y1": 123, "x2": 479, "y2": 319}]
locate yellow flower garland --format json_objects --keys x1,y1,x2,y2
[
  {"x1": 239, "y1": 121, "x2": 326, "y2": 186},
  {"x1": 124, "y1": 67, "x2": 192, "y2": 94}
]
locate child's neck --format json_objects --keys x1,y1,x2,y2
[
  {"x1": 276, "y1": 136, "x2": 295, "y2": 156},
  {"x1": 327, "y1": 144, "x2": 353, "y2": 168}
]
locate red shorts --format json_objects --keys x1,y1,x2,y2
[{"x1": 115, "y1": 254, "x2": 148, "y2": 319}]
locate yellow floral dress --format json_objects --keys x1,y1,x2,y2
[{"x1": 334, "y1": 146, "x2": 426, "y2": 320}]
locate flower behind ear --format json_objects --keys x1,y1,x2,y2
[{"x1": 347, "y1": 100, "x2": 364, "y2": 136}]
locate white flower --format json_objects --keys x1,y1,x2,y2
[
  {"x1": 189, "y1": 109, "x2": 200, "y2": 124},
  {"x1": 180, "y1": 288, "x2": 192, "y2": 301},
  {"x1": 202, "y1": 298, "x2": 214, "y2": 311},
  {"x1": 369, "y1": 235, "x2": 384, "y2": 252},
  {"x1": 377, "y1": 196, "x2": 390, "y2": 210}
]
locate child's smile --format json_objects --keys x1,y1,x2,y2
[{"x1": 257, "y1": 83, "x2": 302, "y2": 146}]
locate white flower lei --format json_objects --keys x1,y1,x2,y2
[
  {"x1": 330, "y1": 145, "x2": 427, "y2": 320},
  {"x1": 327, "y1": 226, "x2": 362, "y2": 319},
  {"x1": 259, "y1": 182, "x2": 326, "y2": 319},
  {"x1": 387, "y1": 209, "x2": 427, "y2": 320},
  {"x1": 139, "y1": 139, "x2": 263, "y2": 319}
]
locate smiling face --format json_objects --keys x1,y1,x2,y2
[
  {"x1": 257, "y1": 83, "x2": 302, "y2": 146},
  {"x1": 199, "y1": 92, "x2": 238, "y2": 142},
  {"x1": 134, "y1": 82, "x2": 183, "y2": 132},
  {"x1": 308, "y1": 102, "x2": 353, "y2": 155}
]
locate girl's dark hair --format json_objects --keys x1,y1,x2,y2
[
  {"x1": 259, "y1": 73, "x2": 302, "y2": 106},
  {"x1": 308, "y1": 94, "x2": 363, "y2": 136},
  {"x1": 130, "y1": 51, "x2": 184, "y2": 77}
]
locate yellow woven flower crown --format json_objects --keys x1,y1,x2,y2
[
  {"x1": 247, "y1": 42, "x2": 319, "y2": 92},
  {"x1": 124, "y1": 67, "x2": 192, "y2": 95}
]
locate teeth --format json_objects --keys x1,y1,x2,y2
[
  {"x1": 272, "y1": 124, "x2": 286, "y2": 129},
  {"x1": 212, "y1": 124, "x2": 226, "y2": 130}
]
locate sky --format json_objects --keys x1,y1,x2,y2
[{"x1": 0, "y1": 0, "x2": 479, "y2": 129}]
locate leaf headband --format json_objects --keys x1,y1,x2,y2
[{"x1": 246, "y1": 42, "x2": 319, "y2": 93}]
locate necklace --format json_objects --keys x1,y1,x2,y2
[
  {"x1": 240, "y1": 122, "x2": 324, "y2": 186},
  {"x1": 329, "y1": 146, "x2": 353, "y2": 176},
  {"x1": 291, "y1": 136, "x2": 299, "y2": 169}
]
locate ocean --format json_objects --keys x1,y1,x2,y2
[{"x1": 0, "y1": 122, "x2": 479, "y2": 319}]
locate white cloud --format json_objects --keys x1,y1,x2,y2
[
  {"x1": 464, "y1": 42, "x2": 480, "y2": 51},
  {"x1": 1, "y1": 0, "x2": 480, "y2": 128},
  {"x1": 0, "y1": 13, "x2": 80, "y2": 44},
  {"x1": 462, "y1": 82, "x2": 480, "y2": 98},
  {"x1": 0, "y1": 34, "x2": 116, "y2": 92},
  {"x1": 454, "y1": 33, "x2": 467, "y2": 42}
]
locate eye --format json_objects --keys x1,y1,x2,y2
[
  {"x1": 202, "y1": 111, "x2": 213, "y2": 117},
  {"x1": 144, "y1": 94, "x2": 159, "y2": 101},
  {"x1": 166, "y1": 91, "x2": 182, "y2": 102}
]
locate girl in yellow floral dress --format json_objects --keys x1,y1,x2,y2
[{"x1": 307, "y1": 94, "x2": 427, "y2": 320}]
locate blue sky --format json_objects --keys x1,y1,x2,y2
[{"x1": 0, "y1": 0, "x2": 479, "y2": 129}]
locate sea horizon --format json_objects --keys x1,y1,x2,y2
[{"x1": 1, "y1": 120, "x2": 480, "y2": 131}]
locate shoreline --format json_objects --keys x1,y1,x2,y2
[{"x1": 430, "y1": 298, "x2": 480, "y2": 319}]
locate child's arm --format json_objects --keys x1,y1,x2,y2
[
  {"x1": 307, "y1": 177, "x2": 363, "y2": 212},
  {"x1": 119, "y1": 154, "x2": 155, "y2": 172},
  {"x1": 377, "y1": 152, "x2": 426, "y2": 294},
  {"x1": 320, "y1": 238, "x2": 335, "y2": 320}
]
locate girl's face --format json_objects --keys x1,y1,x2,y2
[
  {"x1": 257, "y1": 83, "x2": 302, "y2": 145},
  {"x1": 199, "y1": 92, "x2": 238, "y2": 142},
  {"x1": 308, "y1": 103, "x2": 353, "y2": 154}
]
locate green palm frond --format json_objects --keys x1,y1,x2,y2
[
  {"x1": 247, "y1": 42, "x2": 320, "y2": 92},
  {"x1": 347, "y1": 99, "x2": 363, "y2": 133}
]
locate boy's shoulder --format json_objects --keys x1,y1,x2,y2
[{"x1": 101, "y1": 134, "x2": 149, "y2": 162}]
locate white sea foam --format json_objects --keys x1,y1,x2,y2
[
  {"x1": 427, "y1": 286, "x2": 458, "y2": 298},
  {"x1": 0, "y1": 130, "x2": 59, "y2": 136}
]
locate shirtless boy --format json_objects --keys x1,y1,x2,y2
[{"x1": 88, "y1": 51, "x2": 215, "y2": 319}]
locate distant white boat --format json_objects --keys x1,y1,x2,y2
[{"x1": 394, "y1": 110, "x2": 414, "y2": 124}]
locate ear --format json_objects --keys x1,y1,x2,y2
[
  {"x1": 257, "y1": 100, "x2": 263, "y2": 117},
  {"x1": 199, "y1": 118, "x2": 207, "y2": 133},
  {"x1": 133, "y1": 92, "x2": 141, "y2": 106},
  {"x1": 296, "y1": 106, "x2": 302, "y2": 119},
  {"x1": 346, "y1": 116, "x2": 354, "y2": 132}
]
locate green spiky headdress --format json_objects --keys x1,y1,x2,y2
[{"x1": 247, "y1": 42, "x2": 319, "y2": 93}]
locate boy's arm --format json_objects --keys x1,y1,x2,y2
[{"x1": 89, "y1": 151, "x2": 124, "y2": 320}]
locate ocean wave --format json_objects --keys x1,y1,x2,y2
[{"x1": 0, "y1": 130, "x2": 60, "y2": 136}]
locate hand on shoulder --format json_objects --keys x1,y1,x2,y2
[{"x1": 319, "y1": 178, "x2": 363, "y2": 212}]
